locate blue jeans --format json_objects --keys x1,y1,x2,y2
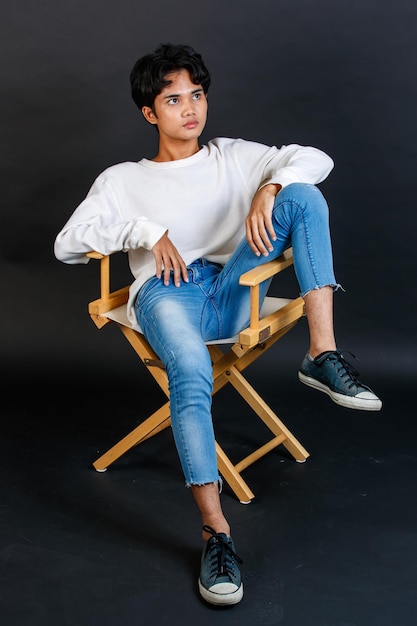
[{"x1": 135, "y1": 183, "x2": 337, "y2": 486}]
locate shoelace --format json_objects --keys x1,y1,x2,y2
[
  {"x1": 203, "y1": 525, "x2": 243, "y2": 579},
  {"x1": 316, "y1": 349, "x2": 361, "y2": 390}
]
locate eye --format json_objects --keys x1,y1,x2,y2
[{"x1": 168, "y1": 97, "x2": 179, "y2": 105}]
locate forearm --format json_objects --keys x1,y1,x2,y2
[{"x1": 54, "y1": 218, "x2": 167, "y2": 264}]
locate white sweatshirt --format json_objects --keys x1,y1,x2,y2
[{"x1": 54, "y1": 136, "x2": 334, "y2": 326}]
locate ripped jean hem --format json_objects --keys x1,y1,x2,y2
[
  {"x1": 185, "y1": 476, "x2": 223, "y2": 493},
  {"x1": 301, "y1": 282, "x2": 345, "y2": 299}
]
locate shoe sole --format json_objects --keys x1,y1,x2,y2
[
  {"x1": 198, "y1": 580, "x2": 243, "y2": 605},
  {"x1": 298, "y1": 372, "x2": 382, "y2": 411}
]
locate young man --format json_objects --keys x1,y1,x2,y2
[{"x1": 54, "y1": 43, "x2": 382, "y2": 606}]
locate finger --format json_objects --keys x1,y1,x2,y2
[
  {"x1": 246, "y1": 218, "x2": 271, "y2": 256},
  {"x1": 163, "y1": 263, "x2": 171, "y2": 286},
  {"x1": 158, "y1": 250, "x2": 173, "y2": 286},
  {"x1": 259, "y1": 228, "x2": 274, "y2": 253},
  {"x1": 181, "y1": 261, "x2": 189, "y2": 284},
  {"x1": 154, "y1": 254, "x2": 163, "y2": 279},
  {"x1": 246, "y1": 219, "x2": 262, "y2": 256},
  {"x1": 264, "y1": 216, "x2": 277, "y2": 243},
  {"x1": 172, "y1": 261, "x2": 182, "y2": 287},
  {"x1": 172, "y1": 257, "x2": 190, "y2": 287}
]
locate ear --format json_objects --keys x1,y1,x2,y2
[{"x1": 142, "y1": 106, "x2": 158, "y2": 125}]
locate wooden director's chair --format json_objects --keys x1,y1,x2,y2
[{"x1": 88, "y1": 248, "x2": 310, "y2": 503}]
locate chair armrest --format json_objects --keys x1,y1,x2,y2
[
  {"x1": 87, "y1": 252, "x2": 129, "y2": 328},
  {"x1": 238, "y1": 248, "x2": 294, "y2": 287},
  {"x1": 237, "y1": 248, "x2": 305, "y2": 347},
  {"x1": 86, "y1": 248, "x2": 303, "y2": 339}
]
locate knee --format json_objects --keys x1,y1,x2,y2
[
  {"x1": 168, "y1": 343, "x2": 212, "y2": 381},
  {"x1": 277, "y1": 183, "x2": 328, "y2": 216},
  {"x1": 280, "y1": 182, "x2": 322, "y2": 201}
]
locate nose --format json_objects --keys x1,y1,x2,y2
[{"x1": 181, "y1": 97, "x2": 196, "y2": 117}]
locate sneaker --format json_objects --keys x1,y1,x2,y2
[
  {"x1": 298, "y1": 350, "x2": 382, "y2": 411},
  {"x1": 198, "y1": 525, "x2": 243, "y2": 606}
]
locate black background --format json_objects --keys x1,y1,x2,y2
[
  {"x1": 1, "y1": 2, "x2": 417, "y2": 624},
  {"x1": 1, "y1": 0, "x2": 416, "y2": 380}
]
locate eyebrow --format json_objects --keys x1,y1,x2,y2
[{"x1": 162, "y1": 87, "x2": 204, "y2": 101}]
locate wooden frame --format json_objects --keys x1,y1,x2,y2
[{"x1": 87, "y1": 249, "x2": 309, "y2": 503}]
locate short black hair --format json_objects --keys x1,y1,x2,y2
[{"x1": 130, "y1": 43, "x2": 211, "y2": 111}]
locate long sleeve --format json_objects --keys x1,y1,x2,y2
[
  {"x1": 54, "y1": 165, "x2": 167, "y2": 264},
  {"x1": 258, "y1": 143, "x2": 334, "y2": 189},
  {"x1": 215, "y1": 138, "x2": 334, "y2": 192}
]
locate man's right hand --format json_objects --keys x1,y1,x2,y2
[{"x1": 152, "y1": 232, "x2": 189, "y2": 287}]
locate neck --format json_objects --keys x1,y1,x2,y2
[{"x1": 152, "y1": 139, "x2": 201, "y2": 162}]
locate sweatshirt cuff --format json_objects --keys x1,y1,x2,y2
[{"x1": 129, "y1": 220, "x2": 167, "y2": 251}]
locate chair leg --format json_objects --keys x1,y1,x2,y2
[
  {"x1": 215, "y1": 443, "x2": 255, "y2": 504},
  {"x1": 228, "y1": 365, "x2": 309, "y2": 462},
  {"x1": 227, "y1": 365, "x2": 310, "y2": 462},
  {"x1": 93, "y1": 401, "x2": 171, "y2": 471},
  {"x1": 210, "y1": 366, "x2": 309, "y2": 503}
]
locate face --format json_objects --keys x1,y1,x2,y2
[{"x1": 142, "y1": 69, "x2": 208, "y2": 145}]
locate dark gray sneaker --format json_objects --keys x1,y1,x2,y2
[
  {"x1": 298, "y1": 350, "x2": 382, "y2": 411},
  {"x1": 198, "y1": 525, "x2": 243, "y2": 606}
]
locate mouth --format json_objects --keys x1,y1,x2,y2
[{"x1": 183, "y1": 120, "x2": 199, "y2": 129}]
